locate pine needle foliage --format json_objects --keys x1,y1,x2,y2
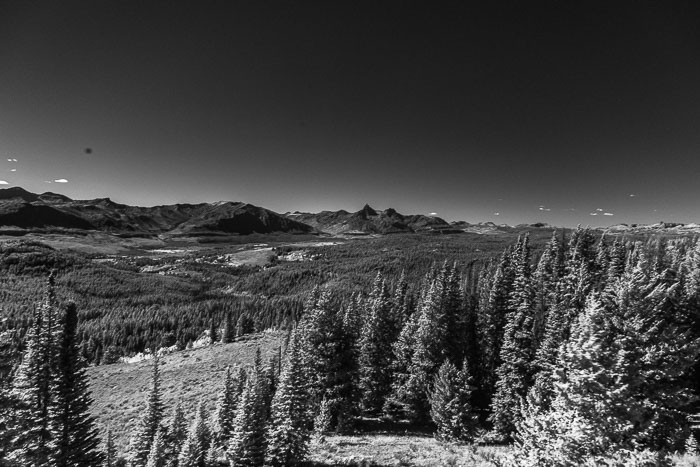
[{"x1": 265, "y1": 331, "x2": 312, "y2": 466}]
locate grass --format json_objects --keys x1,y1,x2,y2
[
  {"x1": 307, "y1": 435, "x2": 503, "y2": 466},
  {"x1": 87, "y1": 330, "x2": 286, "y2": 455}
]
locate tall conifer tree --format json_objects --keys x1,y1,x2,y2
[{"x1": 48, "y1": 302, "x2": 103, "y2": 466}]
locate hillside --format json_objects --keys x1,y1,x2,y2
[{"x1": 0, "y1": 187, "x2": 316, "y2": 236}]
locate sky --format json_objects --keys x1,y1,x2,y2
[{"x1": 1, "y1": 1, "x2": 700, "y2": 227}]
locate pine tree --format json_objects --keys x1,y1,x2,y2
[
  {"x1": 477, "y1": 249, "x2": 515, "y2": 400},
  {"x1": 213, "y1": 367, "x2": 239, "y2": 447},
  {"x1": 383, "y1": 308, "x2": 420, "y2": 419},
  {"x1": 103, "y1": 428, "x2": 117, "y2": 467},
  {"x1": 178, "y1": 402, "x2": 211, "y2": 467},
  {"x1": 221, "y1": 313, "x2": 234, "y2": 344},
  {"x1": 164, "y1": 401, "x2": 187, "y2": 467},
  {"x1": 129, "y1": 355, "x2": 166, "y2": 466},
  {"x1": 48, "y1": 301, "x2": 104, "y2": 466},
  {"x1": 513, "y1": 269, "x2": 698, "y2": 464},
  {"x1": 227, "y1": 370, "x2": 268, "y2": 466},
  {"x1": 489, "y1": 235, "x2": 536, "y2": 441},
  {"x1": 209, "y1": 319, "x2": 218, "y2": 344},
  {"x1": 265, "y1": 331, "x2": 312, "y2": 466},
  {"x1": 429, "y1": 359, "x2": 478, "y2": 443},
  {"x1": 10, "y1": 272, "x2": 61, "y2": 464},
  {"x1": 299, "y1": 289, "x2": 356, "y2": 430},
  {"x1": 358, "y1": 273, "x2": 396, "y2": 414},
  {"x1": 146, "y1": 427, "x2": 167, "y2": 467}
]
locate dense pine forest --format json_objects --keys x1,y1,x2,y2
[{"x1": 2, "y1": 228, "x2": 700, "y2": 465}]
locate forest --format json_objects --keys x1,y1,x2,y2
[{"x1": 1, "y1": 227, "x2": 699, "y2": 466}]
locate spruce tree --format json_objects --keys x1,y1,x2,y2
[
  {"x1": 489, "y1": 235, "x2": 536, "y2": 441},
  {"x1": 265, "y1": 331, "x2": 312, "y2": 466},
  {"x1": 129, "y1": 355, "x2": 166, "y2": 466},
  {"x1": 178, "y1": 402, "x2": 210, "y2": 467},
  {"x1": 103, "y1": 428, "x2": 117, "y2": 467},
  {"x1": 227, "y1": 370, "x2": 268, "y2": 466},
  {"x1": 477, "y1": 249, "x2": 515, "y2": 400},
  {"x1": 213, "y1": 367, "x2": 238, "y2": 447},
  {"x1": 358, "y1": 273, "x2": 395, "y2": 414},
  {"x1": 49, "y1": 302, "x2": 103, "y2": 466},
  {"x1": 164, "y1": 401, "x2": 187, "y2": 467},
  {"x1": 429, "y1": 359, "x2": 478, "y2": 443},
  {"x1": 209, "y1": 319, "x2": 218, "y2": 344},
  {"x1": 221, "y1": 313, "x2": 234, "y2": 344},
  {"x1": 145, "y1": 427, "x2": 167, "y2": 467},
  {"x1": 514, "y1": 270, "x2": 698, "y2": 464},
  {"x1": 299, "y1": 289, "x2": 356, "y2": 430}
]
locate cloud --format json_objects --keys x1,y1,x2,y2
[
  {"x1": 9, "y1": 169, "x2": 16, "y2": 172},
  {"x1": 590, "y1": 212, "x2": 598, "y2": 216},
  {"x1": 629, "y1": 194, "x2": 636, "y2": 197},
  {"x1": 603, "y1": 212, "x2": 614, "y2": 216},
  {"x1": 0, "y1": 180, "x2": 8, "y2": 185},
  {"x1": 54, "y1": 179, "x2": 68, "y2": 183},
  {"x1": 494, "y1": 212, "x2": 500, "y2": 216},
  {"x1": 429, "y1": 212, "x2": 438, "y2": 216},
  {"x1": 6, "y1": 159, "x2": 11, "y2": 162},
  {"x1": 596, "y1": 208, "x2": 603, "y2": 212},
  {"x1": 44, "y1": 180, "x2": 52, "y2": 183}
]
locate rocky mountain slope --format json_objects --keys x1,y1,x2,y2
[{"x1": 286, "y1": 204, "x2": 454, "y2": 235}]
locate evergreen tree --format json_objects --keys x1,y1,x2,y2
[
  {"x1": 398, "y1": 263, "x2": 457, "y2": 422},
  {"x1": 227, "y1": 370, "x2": 268, "y2": 466},
  {"x1": 489, "y1": 235, "x2": 536, "y2": 441},
  {"x1": 383, "y1": 307, "x2": 420, "y2": 419},
  {"x1": 429, "y1": 359, "x2": 478, "y2": 442},
  {"x1": 514, "y1": 272, "x2": 698, "y2": 464},
  {"x1": 265, "y1": 331, "x2": 312, "y2": 466},
  {"x1": 103, "y1": 428, "x2": 117, "y2": 467},
  {"x1": 164, "y1": 401, "x2": 187, "y2": 467},
  {"x1": 178, "y1": 402, "x2": 211, "y2": 467},
  {"x1": 10, "y1": 272, "x2": 60, "y2": 464},
  {"x1": 209, "y1": 319, "x2": 218, "y2": 344},
  {"x1": 221, "y1": 313, "x2": 234, "y2": 344},
  {"x1": 145, "y1": 427, "x2": 167, "y2": 467},
  {"x1": 129, "y1": 355, "x2": 166, "y2": 467},
  {"x1": 477, "y1": 249, "x2": 515, "y2": 400},
  {"x1": 358, "y1": 273, "x2": 396, "y2": 414},
  {"x1": 213, "y1": 367, "x2": 239, "y2": 447},
  {"x1": 299, "y1": 289, "x2": 356, "y2": 430},
  {"x1": 48, "y1": 301, "x2": 103, "y2": 466}
]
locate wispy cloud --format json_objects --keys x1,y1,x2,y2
[
  {"x1": 494, "y1": 212, "x2": 500, "y2": 216},
  {"x1": 54, "y1": 179, "x2": 68, "y2": 183},
  {"x1": 596, "y1": 208, "x2": 603, "y2": 212}
]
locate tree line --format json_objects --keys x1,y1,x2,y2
[{"x1": 2, "y1": 228, "x2": 700, "y2": 465}]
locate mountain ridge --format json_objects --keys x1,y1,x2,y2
[{"x1": 0, "y1": 187, "x2": 696, "y2": 237}]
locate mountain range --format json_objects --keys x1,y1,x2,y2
[
  {"x1": 0, "y1": 187, "x2": 457, "y2": 237},
  {"x1": 0, "y1": 187, "x2": 695, "y2": 238}
]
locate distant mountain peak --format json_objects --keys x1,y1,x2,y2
[{"x1": 359, "y1": 204, "x2": 377, "y2": 217}]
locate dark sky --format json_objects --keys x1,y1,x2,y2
[{"x1": 1, "y1": 1, "x2": 700, "y2": 226}]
